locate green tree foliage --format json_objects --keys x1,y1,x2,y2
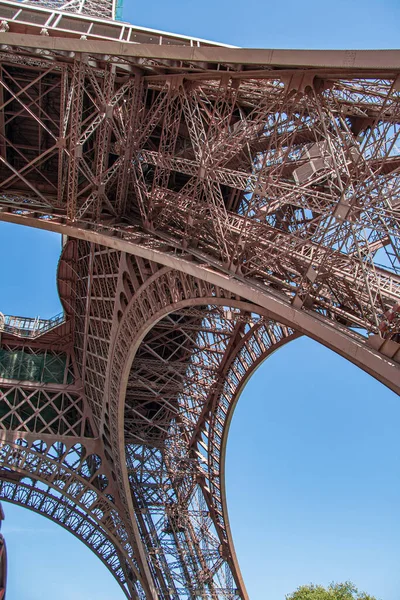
[{"x1": 286, "y1": 581, "x2": 378, "y2": 600}]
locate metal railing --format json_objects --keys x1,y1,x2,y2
[{"x1": 0, "y1": 311, "x2": 65, "y2": 338}]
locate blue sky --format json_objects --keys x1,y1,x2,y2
[
  {"x1": 0, "y1": 1, "x2": 400, "y2": 598},
  {"x1": 128, "y1": 0, "x2": 400, "y2": 49}
]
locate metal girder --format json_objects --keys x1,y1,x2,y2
[
  {"x1": 0, "y1": 50, "x2": 399, "y2": 338},
  {"x1": 0, "y1": 434, "x2": 142, "y2": 598},
  {"x1": 0, "y1": 4, "x2": 399, "y2": 599}
]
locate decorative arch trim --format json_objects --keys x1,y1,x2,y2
[
  {"x1": 106, "y1": 265, "x2": 297, "y2": 597},
  {"x1": 2, "y1": 214, "x2": 398, "y2": 393}
]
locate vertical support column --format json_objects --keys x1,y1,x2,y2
[
  {"x1": 58, "y1": 65, "x2": 68, "y2": 207},
  {"x1": 93, "y1": 63, "x2": 116, "y2": 219},
  {"x1": 116, "y1": 75, "x2": 143, "y2": 216},
  {"x1": 0, "y1": 503, "x2": 6, "y2": 600},
  {"x1": 67, "y1": 58, "x2": 85, "y2": 221}
]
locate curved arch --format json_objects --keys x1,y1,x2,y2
[
  {"x1": 216, "y1": 324, "x2": 300, "y2": 594},
  {"x1": 0, "y1": 47, "x2": 399, "y2": 600},
  {"x1": 204, "y1": 322, "x2": 301, "y2": 596},
  {"x1": 220, "y1": 337, "x2": 400, "y2": 600},
  {"x1": 104, "y1": 265, "x2": 299, "y2": 597},
  {"x1": 0, "y1": 222, "x2": 398, "y2": 597},
  {"x1": 56, "y1": 237, "x2": 78, "y2": 319},
  {"x1": 0, "y1": 437, "x2": 143, "y2": 598},
  {"x1": 102, "y1": 259, "x2": 400, "y2": 597},
  {"x1": 2, "y1": 214, "x2": 398, "y2": 394},
  {"x1": 107, "y1": 284, "x2": 263, "y2": 595},
  {"x1": 0, "y1": 480, "x2": 129, "y2": 597}
]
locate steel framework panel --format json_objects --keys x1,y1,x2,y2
[{"x1": 0, "y1": 2, "x2": 399, "y2": 599}]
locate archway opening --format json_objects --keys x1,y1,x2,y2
[{"x1": 226, "y1": 336, "x2": 400, "y2": 600}]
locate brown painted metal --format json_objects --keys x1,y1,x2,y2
[
  {"x1": 0, "y1": 1, "x2": 399, "y2": 598},
  {"x1": 0, "y1": 503, "x2": 6, "y2": 600}
]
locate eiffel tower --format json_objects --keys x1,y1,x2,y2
[{"x1": 0, "y1": 0, "x2": 399, "y2": 597}]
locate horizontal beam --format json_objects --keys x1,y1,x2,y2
[
  {"x1": 0, "y1": 33, "x2": 399, "y2": 71},
  {"x1": 1, "y1": 211, "x2": 399, "y2": 395}
]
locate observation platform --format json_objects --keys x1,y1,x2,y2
[{"x1": 0, "y1": 0, "x2": 235, "y2": 47}]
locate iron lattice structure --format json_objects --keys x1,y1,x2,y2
[{"x1": 0, "y1": 0, "x2": 399, "y2": 597}]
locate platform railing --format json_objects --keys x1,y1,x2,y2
[{"x1": 0, "y1": 311, "x2": 65, "y2": 338}]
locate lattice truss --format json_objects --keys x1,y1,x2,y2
[
  {"x1": 0, "y1": 324, "x2": 145, "y2": 594},
  {"x1": 22, "y1": 0, "x2": 116, "y2": 20},
  {"x1": 0, "y1": 238, "x2": 297, "y2": 598},
  {"x1": 0, "y1": 9, "x2": 399, "y2": 600},
  {"x1": 123, "y1": 306, "x2": 297, "y2": 598},
  {"x1": 0, "y1": 52, "x2": 398, "y2": 345}
]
